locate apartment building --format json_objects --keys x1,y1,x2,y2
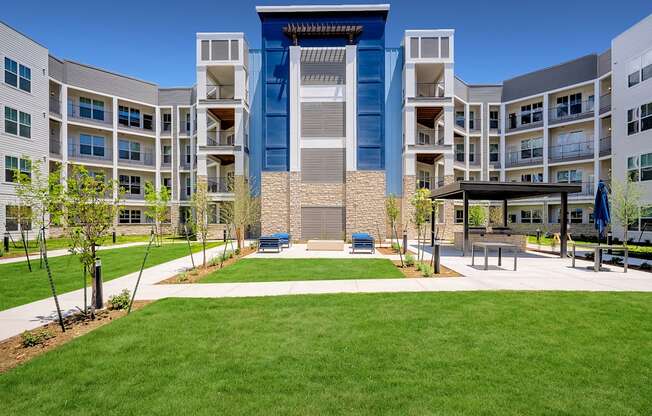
[{"x1": 1, "y1": 6, "x2": 651, "y2": 241}]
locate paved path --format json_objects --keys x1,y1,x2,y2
[
  {"x1": 3, "y1": 241, "x2": 652, "y2": 342},
  {"x1": 0, "y1": 242, "x2": 148, "y2": 265}
]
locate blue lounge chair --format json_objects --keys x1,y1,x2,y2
[
  {"x1": 258, "y1": 236, "x2": 282, "y2": 253},
  {"x1": 271, "y1": 232, "x2": 291, "y2": 248},
  {"x1": 351, "y1": 233, "x2": 375, "y2": 254}
]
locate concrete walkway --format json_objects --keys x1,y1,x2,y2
[
  {"x1": 0, "y1": 241, "x2": 148, "y2": 265},
  {"x1": 3, "y1": 241, "x2": 652, "y2": 342}
]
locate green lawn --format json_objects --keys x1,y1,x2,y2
[
  {"x1": 3, "y1": 234, "x2": 159, "y2": 255},
  {"x1": 527, "y1": 235, "x2": 652, "y2": 256},
  {"x1": 199, "y1": 258, "x2": 404, "y2": 283},
  {"x1": 2, "y1": 293, "x2": 652, "y2": 415},
  {"x1": 0, "y1": 242, "x2": 220, "y2": 311}
]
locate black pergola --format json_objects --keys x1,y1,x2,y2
[{"x1": 429, "y1": 181, "x2": 583, "y2": 258}]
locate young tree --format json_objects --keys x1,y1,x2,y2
[
  {"x1": 410, "y1": 188, "x2": 433, "y2": 262},
  {"x1": 63, "y1": 166, "x2": 122, "y2": 316},
  {"x1": 611, "y1": 178, "x2": 642, "y2": 245},
  {"x1": 231, "y1": 176, "x2": 260, "y2": 250},
  {"x1": 144, "y1": 181, "x2": 170, "y2": 246},
  {"x1": 468, "y1": 205, "x2": 487, "y2": 227},
  {"x1": 385, "y1": 194, "x2": 403, "y2": 266},
  {"x1": 191, "y1": 180, "x2": 210, "y2": 267}
]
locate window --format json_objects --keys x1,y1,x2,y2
[
  {"x1": 163, "y1": 177, "x2": 172, "y2": 193},
  {"x1": 79, "y1": 134, "x2": 105, "y2": 157},
  {"x1": 628, "y1": 108, "x2": 639, "y2": 135},
  {"x1": 489, "y1": 143, "x2": 499, "y2": 162},
  {"x1": 569, "y1": 93, "x2": 582, "y2": 114},
  {"x1": 468, "y1": 111, "x2": 476, "y2": 130},
  {"x1": 520, "y1": 104, "x2": 531, "y2": 125},
  {"x1": 521, "y1": 173, "x2": 543, "y2": 183},
  {"x1": 489, "y1": 111, "x2": 499, "y2": 129},
  {"x1": 643, "y1": 50, "x2": 652, "y2": 82},
  {"x1": 118, "y1": 106, "x2": 129, "y2": 126},
  {"x1": 79, "y1": 98, "x2": 105, "y2": 121},
  {"x1": 162, "y1": 145, "x2": 171, "y2": 164},
  {"x1": 185, "y1": 144, "x2": 192, "y2": 164},
  {"x1": 410, "y1": 37, "x2": 419, "y2": 59},
  {"x1": 508, "y1": 113, "x2": 517, "y2": 129},
  {"x1": 417, "y1": 130, "x2": 432, "y2": 145},
  {"x1": 455, "y1": 209, "x2": 464, "y2": 224},
  {"x1": 455, "y1": 143, "x2": 464, "y2": 162},
  {"x1": 556, "y1": 169, "x2": 582, "y2": 184},
  {"x1": 119, "y1": 139, "x2": 141, "y2": 161},
  {"x1": 4, "y1": 106, "x2": 17, "y2": 135},
  {"x1": 162, "y1": 114, "x2": 172, "y2": 132},
  {"x1": 185, "y1": 177, "x2": 192, "y2": 196},
  {"x1": 556, "y1": 96, "x2": 569, "y2": 118},
  {"x1": 532, "y1": 102, "x2": 543, "y2": 122},
  {"x1": 521, "y1": 209, "x2": 542, "y2": 224},
  {"x1": 143, "y1": 114, "x2": 153, "y2": 131},
  {"x1": 628, "y1": 153, "x2": 652, "y2": 182},
  {"x1": 641, "y1": 102, "x2": 652, "y2": 132},
  {"x1": 455, "y1": 111, "x2": 465, "y2": 128},
  {"x1": 520, "y1": 138, "x2": 543, "y2": 160},
  {"x1": 628, "y1": 156, "x2": 640, "y2": 181},
  {"x1": 185, "y1": 113, "x2": 191, "y2": 132},
  {"x1": 570, "y1": 208, "x2": 583, "y2": 224},
  {"x1": 421, "y1": 37, "x2": 438, "y2": 58},
  {"x1": 18, "y1": 64, "x2": 30, "y2": 92},
  {"x1": 5, "y1": 205, "x2": 31, "y2": 231},
  {"x1": 508, "y1": 214, "x2": 517, "y2": 224},
  {"x1": 629, "y1": 57, "x2": 641, "y2": 87},
  {"x1": 4, "y1": 156, "x2": 30, "y2": 182},
  {"x1": 118, "y1": 106, "x2": 141, "y2": 128},
  {"x1": 119, "y1": 175, "x2": 141, "y2": 195},
  {"x1": 18, "y1": 111, "x2": 30, "y2": 138},
  {"x1": 119, "y1": 209, "x2": 142, "y2": 224},
  {"x1": 417, "y1": 170, "x2": 431, "y2": 189},
  {"x1": 4, "y1": 57, "x2": 17, "y2": 87},
  {"x1": 129, "y1": 108, "x2": 140, "y2": 128},
  {"x1": 469, "y1": 143, "x2": 476, "y2": 163}
]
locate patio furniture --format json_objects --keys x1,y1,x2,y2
[
  {"x1": 351, "y1": 233, "x2": 375, "y2": 254},
  {"x1": 272, "y1": 232, "x2": 291, "y2": 248},
  {"x1": 471, "y1": 241, "x2": 518, "y2": 271},
  {"x1": 258, "y1": 236, "x2": 282, "y2": 253},
  {"x1": 571, "y1": 243, "x2": 628, "y2": 273}
]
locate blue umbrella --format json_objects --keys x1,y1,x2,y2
[{"x1": 594, "y1": 180, "x2": 611, "y2": 239}]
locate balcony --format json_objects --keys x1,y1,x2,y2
[
  {"x1": 118, "y1": 148, "x2": 155, "y2": 168},
  {"x1": 599, "y1": 136, "x2": 611, "y2": 156},
  {"x1": 123, "y1": 191, "x2": 145, "y2": 201},
  {"x1": 468, "y1": 118, "x2": 481, "y2": 134},
  {"x1": 49, "y1": 138, "x2": 61, "y2": 156},
  {"x1": 206, "y1": 84, "x2": 235, "y2": 100},
  {"x1": 506, "y1": 110, "x2": 543, "y2": 133},
  {"x1": 548, "y1": 140, "x2": 594, "y2": 163},
  {"x1": 505, "y1": 150, "x2": 543, "y2": 168},
  {"x1": 118, "y1": 119, "x2": 155, "y2": 136},
  {"x1": 68, "y1": 143, "x2": 112, "y2": 164},
  {"x1": 469, "y1": 154, "x2": 481, "y2": 167},
  {"x1": 160, "y1": 156, "x2": 172, "y2": 169},
  {"x1": 207, "y1": 131, "x2": 236, "y2": 146},
  {"x1": 68, "y1": 103, "x2": 113, "y2": 128},
  {"x1": 599, "y1": 93, "x2": 611, "y2": 114},
  {"x1": 415, "y1": 128, "x2": 444, "y2": 147},
  {"x1": 49, "y1": 97, "x2": 61, "y2": 116},
  {"x1": 207, "y1": 177, "x2": 233, "y2": 193},
  {"x1": 567, "y1": 181, "x2": 595, "y2": 198},
  {"x1": 161, "y1": 120, "x2": 173, "y2": 135},
  {"x1": 548, "y1": 100, "x2": 594, "y2": 125},
  {"x1": 415, "y1": 82, "x2": 445, "y2": 98},
  {"x1": 179, "y1": 159, "x2": 192, "y2": 170},
  {"x1": 488, "y1": 119, "x2": 501, "y2": 134}
]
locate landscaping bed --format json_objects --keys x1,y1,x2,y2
[
  {"x1": 395, "y1": 260, "x2": 461, "y2": 277},
  {"x1": 0, "y1": 300, "x2": 150, "y2": 373}
]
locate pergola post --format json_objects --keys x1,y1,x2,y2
[
  {"x1": 431, "y1": 207, "x2": 435, "y2": 246},
  {"x1": 560, "y1": 192, "x2": 568, "y2": 258},
  {"x1": 502, "y1": 199, "x2": 508, "y2": 227},
  {"x1": 463, "y1": 190, "x2": 469, "y2": 256}
]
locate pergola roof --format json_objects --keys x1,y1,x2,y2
[
  {"x1": 429, "y1": 181, "x2": 583, "y2": 200},
  {"x1": 283, "y1": 22, "x2": 363, "y2": 44}
]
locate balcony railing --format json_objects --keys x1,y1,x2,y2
[
  {"x1": 415, "y1": 82, "x2": 445, "y2": 98},
  {"x1": 415, "y1": 129, "x2": 444, "y2": 146},
  {"x1": 123, "y1": 191, "x2": 145, "y2": 201},
  {"x1": 565, "y1": 181, "x2": 594, "y2": 197},
  {"x1": 161, "y1": 156, "x2": 172, "y2": 169},
  {"x1": 179, "y1": 159, "x2": 192, "y2": 170},
  {"x1": 49, "y1": 96, "x2": 61, "y2": 116},
  {"x1": 599, "y1": 136, "x2": 611, "y2": 156},
  {"x1": 207, "y1": 177, "x2": 234, "y2": 193},
  {"x1": 207, "y1": 131, "x2": 236, "y2": 146},
  {"x1": 68, "y1": 143, "x2": 112, "y2": 164},
  {"x1": 505, "y1": 150, "x2": 543, "y2": 168},
  {"x1": 206, "y1": 84, "x2": 235, "y2": 100},
  {"x1": 161, "y1": 120, "x2": 172, "y2": 134},
  {"x1": 489, "y1": 119, "x2": 501, "y2": 134},
  {"x1": 599, "y1": 93, "x2": 611, "y2": 114},
  {"x1": 548, "y1": 140, "x2": 594, "y2": 162},
  {"x1": 468, "y1": 118, "x2": 481, "y2": 133},
  {"x1": 506, "y1": 111, "x2": 544, "y2": 133},
  {"x1": 49, "y1": 138, "x2": 61, "y2": 155},
  {"x1": 118, "y1": 118, "x2": 155, "y2": 135},
  {"x1": 469, "y1": 155, "x2": 481, "y2": 166},
  {"x1": 68, "y1": 103, "x2": 113, "y2": 127},
  {"x1": 548, "y1": 99, "x2": 594, "y2": 125},
  {"x1": 118, "y1": 149, "x2": 155, "y2": 167}
]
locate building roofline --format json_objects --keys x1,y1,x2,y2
[
  {"x1": 501, "y1": 53, "x2": 597, "y2": 83},
  {"x1": 256, "y1": 4, "x2": 390, "y2": 13},
  {"x1": 0, "y1": 20, "x2": 48, "y2": 50},
  {"x1": 63, "y1": 59, "x2": 159, "y2": 87},
  {"x1": 455, "y1": 76, "x2": 502, "y2": 88}
]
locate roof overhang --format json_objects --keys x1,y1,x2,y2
[
  {"x1": 429, "y1": 181, "x2": 583, "y2": 200},
  {"x1": 256, "y1": 4, "x2": 390, "y2": 13}
]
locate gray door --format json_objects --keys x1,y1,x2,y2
[{"x1": 301, "y1": 207, "x2": 344, "y2": 240}]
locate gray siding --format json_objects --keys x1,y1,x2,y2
[
  {"x1": 301, "y1": 207, "x2": 344, "y2": 240},
  {"x1": 301, "y1": 148, "x2": 345, "y2": 183},
  {"x1": 48, "y1": 55, "x2": 64, "y2": 82},
  {"x1": 502, "y1": 55, "x2": 598, "y2": 102},
  {"x1": 468, "y1": 85, "x2": 502, "y2": 103},
  {"x1": 63, "y1": 61, "x2": 158, "y2": 104},
  {"x1": 159, "y1": 88, "x2": 193, "y2": 106},
  {"x1": 598, "y1": 49, "x2": 612, "y2": 77},
  {"x1": 301, "y1": 102, "x2": 345, "y2": 137},
  {"x1": 454, "y1": 77, "x2": 469, "y2": 102}
]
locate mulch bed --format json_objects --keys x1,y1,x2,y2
[
  {"x1": 159, "y1": 246, "x2": 256, "y2": 284},
  {"x1": 394, "y1": 261, "x2": 461, "y2": 278},
  {"x1": 0, "y1": 301, "x2": 150, "y2": 373},
  {"x1": 377, "y1": 247, "x2": 400, "y2": 255}
]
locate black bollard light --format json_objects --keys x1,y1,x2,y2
[
  {"x1": 112, "y1": 231, "x2": 116, "y2": 244},
  {"x1": 3, "y1": 235, "x2": 8, "y2": 253},
  {"x1": 94, "y1": 258, "x2": 103, "y2": 309}
]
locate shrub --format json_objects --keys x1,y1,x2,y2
[
  {"x1": 177, "y1": 272, "x2": 188, "y2": 282},
  {"x1": 391, "y1": 242, "x2": 401, "y2": 253},
  {"x1": 21, "y1": 329, "x2": 54, "y2": 348},
  {"x1": 108, "y1": 289, "x2": 131, "y2": 310},
  {"x1": 208, "y1": 256, "x2": 221, "y2": 267},
  {"x1": 405, "y1": 253, "x2": 415, "y2": 267},
  {"x1": 417, "y1": 262, "x2": 433, "y2": 277},
  {"x1": 235, "y1": 248, "x2": 241, "y2": 256}
]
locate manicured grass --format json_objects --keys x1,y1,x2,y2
[
  {"x1": 199, "y1": 258, "x2": 404, "y2": 283},
  {"x1": 0, "y1": 242, "x2": 220, "y2": 311},
  {"x1": 2, "y1": 293, "x2": 652, "y2": 415},
  {"x1": 527, "y1": 235, "x2": 652, "y2": 255}
]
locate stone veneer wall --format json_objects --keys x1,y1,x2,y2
[
  {"x1": 345, "y1": 171, "x2": 387, "y2": 241},
  {"x1": 289, "y1": 172, "x2": 302, "y2": 240},
  {"x1": 402, "y1": 175, "x2": 416, "y2": 239},
  {"x1": 260, "y1": 172, "x2": 290, "y2": 236}
]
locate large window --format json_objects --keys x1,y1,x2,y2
[
  {"x1": 4, "y1": 58, "x2": 30, "y2": 92},
  {"x1": 3, "y1": 106, "x2": 29, "y2": 138},
  {"x1": 79, "y1": 134, "x2": 105, "y2": 157},
  {"x1": 641, "y1": 102, "x2": 652, "y2": 132},
  {"x1": 489, "y1": 110, "x2": 499, "y2": 129},
  {"x1": 118, "y1": 106, "x2": 142, "y2": 128},
  {"x1": 455, "y1": 143, "x2": 464, "y2": 162},
  {"x1": 4, "y1": 156, "x2": 30, "y2": 182},
  {"x1": 520, "y1": 209, "x2": 542, "y2": 224},
  {"x1": 520, "y1": 138, "x2": 543, "y2": 160},
  {"x1": 119, "y1": 209, "x2": 142, "y2": 224},
  {"x1": 570, "y1": 208, "x2": 583, "y2": 224},
  {"x1": 629, "y1": 51, "x2": 652, "y2": 87},
  {"x1": 119, "y1": 139, "x2": 141, "y2": 161},
  {"x1": 556, "y1": 169, "x2": 583, "y2": 184},
  {"x1": 4, "y1": 106, "x2": 17, "y2": 135},
  {"x1": 628, "y1": 102, "x2": 652, "y2": 135},
  {"x1": 143, "y1": 114, "x2": 153, "y2": 131},
  {"x1": 79, "y1": 97, "x2": 105, "y2": 121},
  {"x1": 162, "y1": 114, "x2": 172, "y2": 132},
  {"x1": 455, "y1": 111, "x2": 465, "y2": 128},
  {"x1": 521, "y1": 173, "x2": 543, "y2": 183},
  {"x1": 489, "y1": 143, "x2": 499, "y2": 162},
  {"x1": 119, "y1": 175, "x2": 141, "y2": 195},
  {"x1": 520, "y1": 102, "x2": 543, "y2": 125},
  {"x1": 5, "y1": 205, "x2": 31, "y2": 231},
  {"x1": 627, "y1": 153, "x2": 652, "y2": 182},
  {"x1": 417, "y1": 170, "x2": 431, "y2": 189},
  {"x1": 162, "y1": 145, "x2": 171, "y2": 164}
]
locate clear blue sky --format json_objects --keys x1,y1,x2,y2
[{"x1": 3, "y1": 0, "x2": 651, "y2": 87}]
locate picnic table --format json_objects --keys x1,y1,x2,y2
[
  {"x1": 471, "y1": 242, "x2": 518, "y2": 271},
  {"x1": 571, "y1": 243, "x2": 628, "y2": 273}
]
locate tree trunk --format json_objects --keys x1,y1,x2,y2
[
  {"x1": 90, "y1": 244, "x2": 97, "y2": 318},
  {"x1": 236, "y1": 227, "x2": 242, "y2": 250}
]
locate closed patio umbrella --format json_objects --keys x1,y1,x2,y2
[{"x1": 594, "y1": 180, "x2": 611, "y2": 240}]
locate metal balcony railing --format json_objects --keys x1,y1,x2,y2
[
  {"x1": 489, "y1": 119, "x2": 501, "y2": 133},
  {"x1": 49, "y1": 138, "x2": 61, "y2": 155},
  {"x1": 415, "y1": 129, "x2": 444, "y2": 145},
  {"x1": 179, "y1": 159, "x2": 192, "y2": 170},
  {"x1": 123, "y1": 191, "x2": 145, "y2": 200},
  {"x1": 118, "y1": 118, "x2": 155, "y2": 134},
  {"x1": 118, "y1": 149, "x2": 155, "y2": 167},
  {"x1": 599, "y1": 93, "x2": 611, "y2": 114},
  {"x1": 505, "y1": 150, "x2": 543, "y2": 167},
  {"x1": 68, "y1": 103, "x2": 113, "y2": 127},
  {"x1": 68, "y1": 142, "x2": 112, "y2": 163},
  {"x1": 548, "y1": 99, "x2": 594, "y2": 124},
  {"x1": 569, "y1": 181, "x2": 595, "y2": 197},
  {"x1": 207, "y1": 131, "x2": 236, "y2": 146},
  {"x1": 49, "y1": 96, "x2": 61, "y2": 116},
  {"x1": 415, "y1": 82, "x2": 445, "y2": 98},
  {"x1": 506, "y1": 110, "x2": 544, "y2": 133},
  {"x1": 548, "y1": 140, "x2": 594, "y2": 162},
  {"x1": 161, "y1": 120, "x2": 172, "y2": 134},
  {"x1": 207, "y1": 177, "x2": 234, "y2": 193},
  {"x1": 469, "y1": 154, "x2": 481, "y2": 166},
  {"x1": 468, "y1": 118, "x2": 482, "y2": 133},
  {"x1": 206, "y1": 84, "x2": 235, "y2": 100},
  {"x1": 599, "y1": 136, "x2": 611, "y2": 156}
]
